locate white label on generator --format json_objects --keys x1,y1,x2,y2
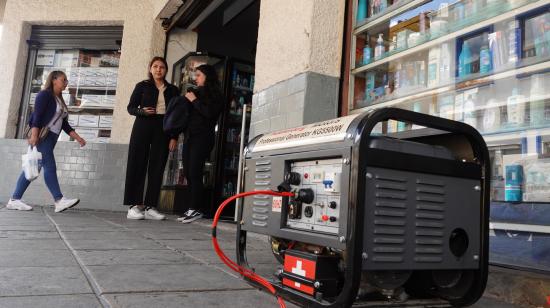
[
  {"x1": 272, "y1": 197, "x2": 282, "y2": 212},
  {"x1": 253, "y1": 114, "x2": 360, "y2": 152}
]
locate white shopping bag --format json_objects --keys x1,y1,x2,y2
[{"x1": 21, "y1": 146, "x2": 42, "y2": 181}]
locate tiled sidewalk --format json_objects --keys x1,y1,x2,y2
[{"x1": 0, "y1": 206, "x2": 520, "y2": 308}]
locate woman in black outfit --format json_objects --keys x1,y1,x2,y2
[
  {"x1": 124, "y1": 57, "x2": 179, "y2": 220},
  {"x1": 178, "y1": 64, "x2": 224, "y2": 223}
]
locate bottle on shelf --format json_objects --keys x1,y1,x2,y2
[
  {"x1": 427, "y1": 46, "x2": 441, "y2": 87},
  {"x1": 482, "y1": 98, "x2": 501, "y2": 132},
  {"x1": 365, "y1": 72, "x2": 376, "y2": 103},
  {"x1": 374, "y1": 33, "x2": 385, "y2": 60},
  {"x1": 506, "y1": 88, "x2": 526, "y2": 127},
  {"x1": 357, "y1": 0, "x2": 367, "y2": 21},
  {"x1": 439, "y1": 42, "x2": 453, "y2": 84},
  {"x1": 479, "y1": 33, "x2": 493, "y2": 74},
  {"x1": 458, "y1": 41, "x2": 473, "y2": 78},
  {"x1": 507, "y1": 20, "x2": 520, "y2": 64},
  {"x1": 463, "y1": 94, "x2": 477, "y2": 128},
  {"x1": 529, "y1": 73, "x2": 547, "y2": 126},
  {"x1": 363, "y1": 35, "x2": 372, "y2": 65}
]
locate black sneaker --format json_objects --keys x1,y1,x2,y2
[{"x1": 179, "y1": 210, "x2": 203, "y2": 224}]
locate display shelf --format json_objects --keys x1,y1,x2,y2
[
  {"x1": 483, "y1": 126, "x2": 550, "y2": 145},
  {"x1": 490, "y1": 222, "x2": 550, "y2": 234},
  {"x1": 233, "y1": 85, "x2": 253, "y2": 92},
  {"x1": 68, "y1": 105, "x2": 114, "y2": 111},
  {"x1": 351, "y1": 60, "x2": 550, "y2": 113},
  {"x1": 354, "y1": 0, "x2": 426, "y2": 34},
  {"x1": 352, "y1": 0, "x2": 544, "y2": 74}
]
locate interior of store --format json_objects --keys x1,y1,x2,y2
[{"x1": 160, "y1": 0, "x2": 260, "y2": 219}]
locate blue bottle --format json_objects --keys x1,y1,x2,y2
[
  {"x1": 362, "y1": 36, "x2": 372, "y2": 65},
  {"x1": 357, "y1": 0, "x2": 367, "y2": 21},
  {"x1": 479, "y1": 34, "x2": 492, "y2": 74},
  {"x1": 458, "y1": 41, "x2": 472, "y2": 78}
]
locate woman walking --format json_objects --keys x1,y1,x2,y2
[
  {"x1": 124, "y1": 56, "x2": 179, "y2": 220},
  {"x1": 178, "y1": 64, "x2": 224, "y2": 223},
  {"x1": 6, "y1": 70, "x2": 86, "y2": 212}
]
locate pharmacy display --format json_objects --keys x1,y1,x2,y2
[
  {"x1": 26, "y1": 49, "x2": 119, "y2": 143},
  {"x1": 351, "y1": 0, "x2": 550, "y2": 272},
  {"x1": 351, "y1": 0, "x2": 550, "y2": 203}
]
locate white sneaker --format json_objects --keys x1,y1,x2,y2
[
  {"x1": 144, "y1": 207, "x2": 165, "y2": 220},
  {"x1": 176, "y1": 209, "x2": 194, "y2": 222},
  {"x1": 6, "y1": 199, "x2": 33, "y2": 211},
  {"x1": 54, "y1": 197, "x2": 80, "y2": 213},
  {"x1": 127, "y1": 206, "x2": 145, "y2": 220}
]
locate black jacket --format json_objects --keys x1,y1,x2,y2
[
  {"x1": 127, "y1": 80, "x2": 179, "y2": 118},
  {"x1": 187, "y1": 86, "x2": 224, "y2": 136}
]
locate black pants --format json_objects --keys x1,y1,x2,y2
[
  {"x1": 124, "y1": 116, "x2": 170, "y2": 207},
  {"x1": 182, "y1": 131, "x2": 215, "y2": 213}
]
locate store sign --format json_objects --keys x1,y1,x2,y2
[{"x1": 252, "y1": 114, "x2": 360, "y2": 152}]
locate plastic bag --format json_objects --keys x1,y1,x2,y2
[{"x1": 22, "y1": 146, "x2": 42, "y2": 181}]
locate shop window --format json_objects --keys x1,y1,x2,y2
[{"x1": 346, "y1": 0, "x2": 550, "y2": 272}]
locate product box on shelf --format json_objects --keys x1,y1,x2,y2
[
  {"x1": 75, "y1": 128, "x2": 98, "y2": 140},
  {"x1": 78, "y1": 115, "x2": 100, "y2": 127},
  {"x1": 101, "y1": 95, "x2": 116, "y2": 107},
  {"x1": 68, "y1": 114, "x2": 79, "y2": 126},
  {"x1": 99, "y1": 115, "x2": 113, "y2": 128},
  {"x1": 81, "y1": 94, "x2": 103, "y2": 107},
  {"x1": 29, "y1": 93, "x2": 38, "y2": 106}
]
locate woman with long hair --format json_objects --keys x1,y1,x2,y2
[
  {"x1": 124, "y1": 56, "x2": 179, "y2": 220},
  {"x1": 6, "y1": 70, "x2": 86, "y2": 212},
  {"x1": 178, "y1": 64, "x2": 224, "y2": 223}
]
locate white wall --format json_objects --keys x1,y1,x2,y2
[
  {"x1": 0, "y1": 0, "x2": 172, "y2": 144},
  {"x1": 165, "y1": 27, "x2": 198, "y2": 84},
  {"x1": 254, "y1": 0, "x2": 346, "y2": 92}
]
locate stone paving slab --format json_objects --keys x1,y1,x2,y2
[
  {"x1": 0, "y1": 225, "x2": 56, "y2": 231},
  {"x1": 0, "y1": 267, "x2": 93, "y2": 296},
  {"x1": 186, "y1": 248, "x2": 279, "y2": 265},
  {"x1": 61, "y1": 231, "x2": 143, "y2": 240},
  {"x1": 86, "y1": 264, "x2": 251, "y2": 294},
  {"x1": 66, "y1": 238, "x2": 166, "y2": 250},
  {"x1": 0, "y1": 239, "x2": 67, "y2": 250},
  {"x1": 103, "y1": 290, "x2": 300, "y2": 308},
  {"x1": 0, "y1": 249, "x2": 78, "y2": 267},
  {"x1": 0, "y1": 230, "x2": 60, "y2": 239},
  {"x1": 0, "y1": 294, "x2": 102, "y2": 308},
  {"x1": 74, "y1": 249, "x2": 201, "y2": 266}
]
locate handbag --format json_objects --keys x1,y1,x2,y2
[
  {"x1": 163, "y1": 96, "x2": 191, "y2": 135},
  {"x1": 24, "y1": 96, "x2": 67, "y2": 142}
]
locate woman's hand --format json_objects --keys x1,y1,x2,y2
[
  {"x1": 142, "y1": 107, "x2": 157, "y2": 115},
  {"x1": 76, "y1": 137, "x2": 87, "y2": 147},
  {"x1": 185, "y1": 91, "x2": 197, "y2": 102},
  {"x1": 169, "y1": 139, "x2": 178, "y2": 152},
  {"x1": 28, "y1": 127, "x2": 39, "y2": 146},
  {"x1": 69, "y1": 131, "x2": 86, "y2": 147}
]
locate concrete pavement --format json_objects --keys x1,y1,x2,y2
[{"x1": 0, "y1": 205, "x2": 522, "y2": 308}]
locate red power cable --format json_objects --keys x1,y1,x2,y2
[{"x1": 212, "y1": 190, "x2": 294, "y2": 308}]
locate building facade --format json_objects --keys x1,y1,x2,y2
[{"x1": 0, "y1": 0, "x2": 548, "y2": 279}]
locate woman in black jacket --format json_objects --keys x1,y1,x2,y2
[
  {"x1": 178, "y1": 64, "x2": 224, "y2": 223},
  {"x1": 124, "y1": 57, "x2": 179, "y2": 220}
]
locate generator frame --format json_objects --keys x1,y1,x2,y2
[{"x1": 235, "y1": 108, "x2": 490, "y2": 308}]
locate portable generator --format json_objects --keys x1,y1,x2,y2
[{"x1": 232, "y1": 108, "x2": 490, "y2": 307}]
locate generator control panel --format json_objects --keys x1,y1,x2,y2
[{"x1": 285, "y1": 158, "x2": 343, "y2": 234}]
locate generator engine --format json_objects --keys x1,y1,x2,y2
[{"x1": 235, "y1": 108, "x2": 490, "y2": 307}]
